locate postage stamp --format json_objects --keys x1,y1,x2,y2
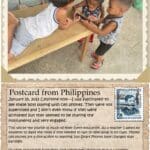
[{"x1": 115, "y1": 87, "x2": 144, "y2": 121}]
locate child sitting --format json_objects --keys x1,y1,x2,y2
[
  {"x1": 73, "y1": 0, "x2": 104, "y2": 43},
  {"x1": 8, "y1": 0, "x2": 79, "y2": 60},
  {"x1": 81, "y1": 0, "x2": 133, "y2": 69}
]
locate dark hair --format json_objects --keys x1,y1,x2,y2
[
  {"x1": 88, "y1": 0, "x2": 104, "y2": 4},
  {"x1": 98, "y1": 0, "x2": 104, "y2": 3},
  {"x1": 118, "y1": 0, "x2": 134, "y2": 8},
  {"x1": 49, "y1": 0, "x2": 74, "y2": 7}
]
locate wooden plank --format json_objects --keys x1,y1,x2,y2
[
  {"x1": 9, "y1": 4, "x2": 92, "y2": 72},
  {"x1": 80, "y1": 36, "x2": 90, "y2": 61},
  {"x1": 11, "y1": 3, "x2": 48, "y2": 18}
]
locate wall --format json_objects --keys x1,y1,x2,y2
[{"x1": 8, "y1": 0, "x2": 48, "y2": 10}]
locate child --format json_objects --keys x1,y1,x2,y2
[
  {"x1": 81, "y1": 0, "x2": 133, "y2": 69},
  {"x1": 8, "y1": 0, "x2": 79, "y2": 60},
  {"x1": 73, "y1": 0, "x2": 104, "y2": 43}
]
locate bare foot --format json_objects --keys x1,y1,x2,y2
[
  {"x1": 8, "y1": 12, "x2": 19, "y2": 25},
  {"x1": 91, "y1": 52, "x2": 98, "y2": 60},
  {"x1": 90, "y1": 59, "x2": 104, "y2": 70},
  {"x1": 8, "y1": 52, "x2": 15, "y2": 61}
]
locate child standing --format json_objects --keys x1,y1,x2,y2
[
  {"x1": 73, "y1": 0, "x2": 104, "y2": 43},
  {"x1": 81, "y1": 0, "x2": 133, "y2": 69},
  {"x1": 8, "y1": 0, "x2": 79, "y2": 60}
]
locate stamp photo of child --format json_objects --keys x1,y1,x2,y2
[{"x1": 81, "y1": 0, "x2": 133, "y2": 70}]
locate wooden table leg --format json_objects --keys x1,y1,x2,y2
[{"x1": 80, "y1": 36, "x2": 89, "y2": 61}]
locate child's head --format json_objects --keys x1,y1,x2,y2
[
  {"x1": 49, "y1": 0, "x2": 75, "y2": 8},
  {"x1": 88, "y1": 0, "x2": 104, "y2": 10},
  {"x1": 107, "y1": 0, "x2": 133, "y2": 16}
]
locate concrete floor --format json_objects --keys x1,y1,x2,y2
[{"x1": 10, "y1": 1, "x2": 143, "y2": 74}]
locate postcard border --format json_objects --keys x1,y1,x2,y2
[{"x1": 1, "y1": 0, "x2": 148, "y2": 80}]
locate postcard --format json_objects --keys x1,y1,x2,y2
[
  {"x1": 1, "y1": 0, "x2": 149, "y2": 81},
  {"x1": 1, "y1": 82, "x2": 149, "y2": 150},
  {"x1": 0, "y1": 0, "x2": 149, "y2": 149}
]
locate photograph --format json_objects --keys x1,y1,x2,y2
[{"x1": 7, "y1": 0, "x2": 144, "y2": 76}]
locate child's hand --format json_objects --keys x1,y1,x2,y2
[
  {"x1": 73, "y1": 14, "x2": 80, "y2": 22},
  {"x1": 81, "y1": 19, "x2": 98, "y2": 29},
  {"x1": 73, "y1": 9, "x2": 82, "y2": 21},
  {"x1": 73, "y1": 10, "x2": 79, "y2": 19},
  {"x1": 81, "y1": 19, "x2": 90, "y2": 26},
  {"x1": 88, "y1": 15, "x2": 98, "y2": 22},
  {"x1": 59, "y1": 17, "x2": 73, "y2": 29}
]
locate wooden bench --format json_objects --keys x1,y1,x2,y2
[{"x1": 8, "y1": 4, "x2": 92, "y2": 72}]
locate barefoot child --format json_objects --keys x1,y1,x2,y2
[
  {"x1": 8, "y1": 0, "x2": 79, "y2": 60},
  {"x1": 81, "y1": 0, "x2": 133, "y2": 69},
  {"x1": 73, "y1": 0, "x2": 104, "y2": 44}
]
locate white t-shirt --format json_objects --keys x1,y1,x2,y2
[{"x1": 24, "y1": 3, "x2": 58, "y2": 40}]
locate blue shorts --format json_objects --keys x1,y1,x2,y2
[{"x1": 11, "y1": 18, "x2": 34, "y2": 56}]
